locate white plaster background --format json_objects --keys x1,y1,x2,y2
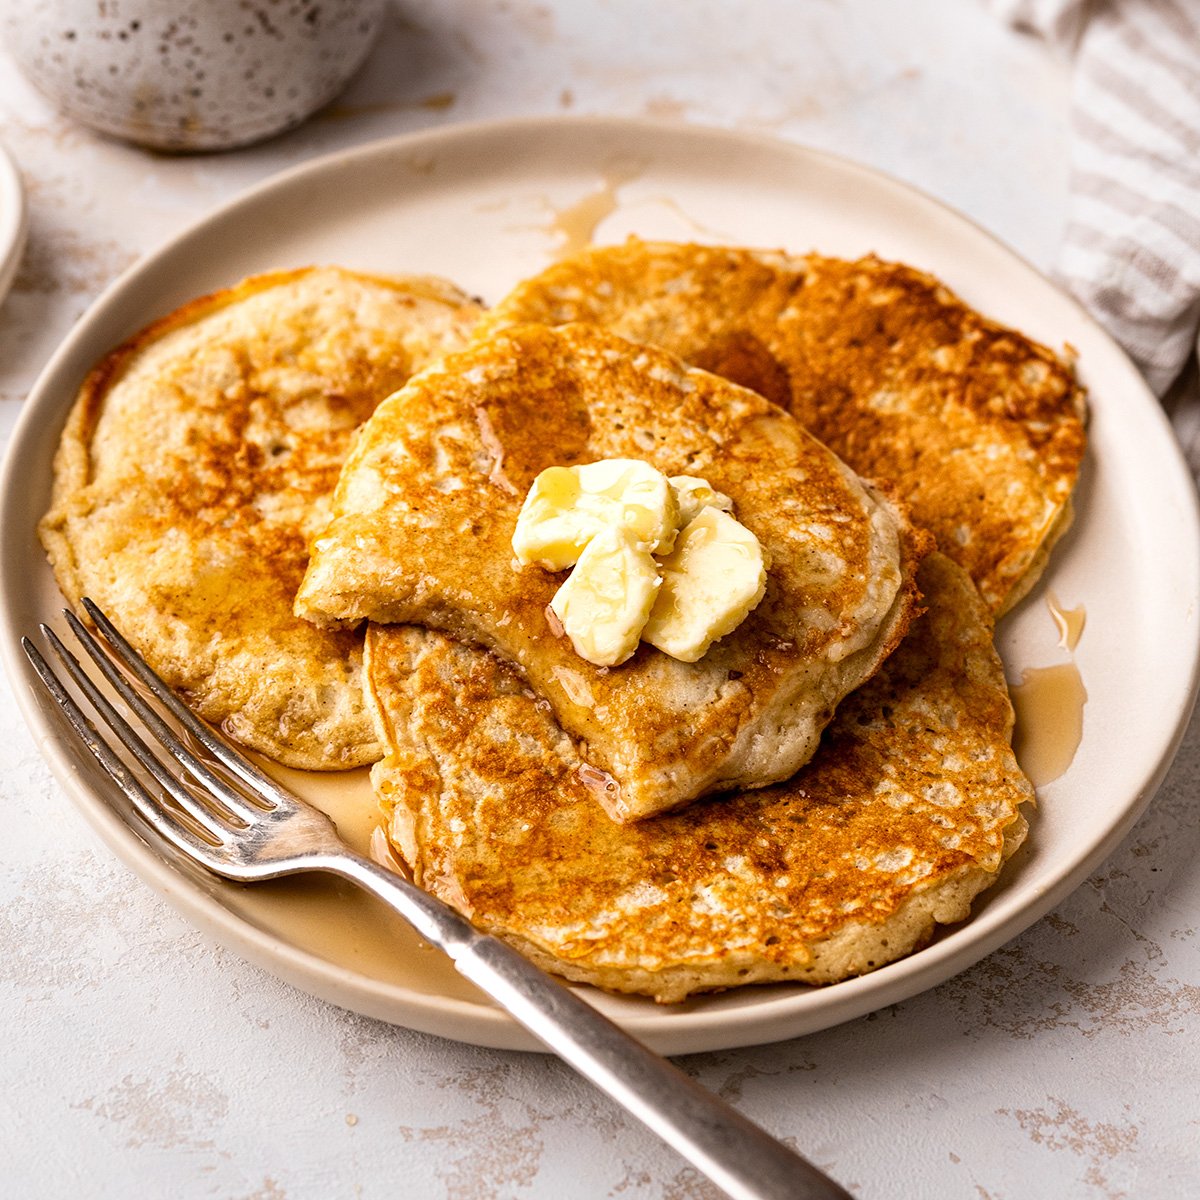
[{"x1": 0, "y1": 2, "x2": 1196, "y2": 1198}]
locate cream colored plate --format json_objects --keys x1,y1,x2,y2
[{"x1": 3, "y1": 118, "x2": 1198, "y2": 1054}]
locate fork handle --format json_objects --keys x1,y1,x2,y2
[{"x1": 325, "y1": 852, "x2": 854, "y2": 1200}]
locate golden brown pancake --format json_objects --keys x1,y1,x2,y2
[
  {"x1": 298, "y1": 322, "x2": 930, "y2": 820},
  {"x1": 40, "y1": 267, "x2": 483, "y2": 769},
  {"x1": 365, "y1": 553, "x2": 1032, "y2": 1002},
  {"x1": 474, "y1": 240, "x2": 1087, "y2": 613}
]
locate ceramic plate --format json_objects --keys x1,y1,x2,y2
[{"x1": 3, "y1": 118, "x2": 1198, "y2": 1054}]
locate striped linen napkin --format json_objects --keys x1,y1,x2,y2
[{"x1": 989, "y1": 0, "x2": 1200, "y2": 472}]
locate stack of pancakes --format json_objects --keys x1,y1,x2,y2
[{"x1": 41, "y1": 240, "x2": 1086, "y2": 1002}]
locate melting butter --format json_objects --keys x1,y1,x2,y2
[
  {"x1": 642, "y1": 507, "x2": 767, "y2": 662},
  {"x1": 514, "y1": 459, "x2": 765, "y2": 665},
  {"x1": 513, "y1": 458, "x2": 679, "y2": 569},
  {"x1": 669, "y1": 474, "x2": 733, "y2": 527},
  {"x1": 550, "y1": 527, "x2": 661, "y2": 667}
]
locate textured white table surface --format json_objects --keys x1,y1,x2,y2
[{"x1": 2, "y1": 3, "x2": 1198, "y2": 1198}]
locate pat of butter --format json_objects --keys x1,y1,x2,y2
[
  {"x1": 512, "y1": 459, "x2": 679, "y2": 569},
  {"x1": 642, "y1": 507, "x2": 767, "y2": 663},
  {"x1": 516, "y1": 457, "x2": 766, "y2": 666},
  {"x1": 669, "y1": 475, "x2": 733, "y2": 526},
  {"x1": 550, "y1": 528, "x2": 661, "y2": 667}
]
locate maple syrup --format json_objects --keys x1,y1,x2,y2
[
  {"x1": 1010, "y1": 662, "x2": 1088, "y2": 787},
  {"x1": 214, "y1": 763, "x2": 465, "y2": 992},
  {"x1": 1047, "y1": 593, "x2": 1086, "y2": 651},
  {"x1": 545, "y1": 160, "x2": 643, "y2": 257}
]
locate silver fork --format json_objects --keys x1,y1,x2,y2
[{"x1": 24, "y1": 599, "x2": 855, "y2": 1200}]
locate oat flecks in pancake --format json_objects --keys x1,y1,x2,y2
[
  {"x1": 474, "y1": 240, "x2": 1088, "y2": 614},
  {"x1": 298, "y1": 322, "x2": 930, "y2": 820},
  {"x1": 365, "y1": 553, "x2": 1033, "y2": 1003},
  {"x1": 39, "y1": 267, "x2": 483, "y2": 770}
]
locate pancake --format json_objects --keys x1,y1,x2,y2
[
  {"x1": 365, "y1": 553, "x2": 1033, "y2": 1002},
  {"x1": 39, "y1": 266, "x2": 483, "y2": 770},
  {"x1": 474, "y1": 240, "x2": 1088, "y2": 614},
  {"x1": 297, "y1": 322, "x2": 930, "y2": 820}
]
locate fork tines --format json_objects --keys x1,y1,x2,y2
[{"x1": 23, "y1": 600, "x2": 293, "y2": 857}]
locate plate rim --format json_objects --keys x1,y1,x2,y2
[{"x1": 3, "y1": 114, "x2": 1198, "y2": 1054}]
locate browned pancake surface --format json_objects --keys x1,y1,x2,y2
[
  {"x1": 475, "y1": 240, "x2": 1087, "y2": 613},
  {"x1": 298, "y1": 322, "x2": 929, "y2": 819},
  {"x1": 40, "y1": 267, "x2": 483, "y2": 769},
  {"x1": 366, "y1": 553, "x2": 1032, "y2": 1002}
]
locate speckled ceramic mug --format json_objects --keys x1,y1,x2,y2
[{"x1": 1, "y1": 0, "x2": 387, "y2": 151}]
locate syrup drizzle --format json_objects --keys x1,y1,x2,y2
[
  {"x1": 1010, "y1": 596, "x2": 1089, "y2": 787},
  {"x1": 545, "y1": 160, "x2": 644, "y2": 257},
  {"x1": 1010, "y1": 662, "x2": 1088, "y2": 788},
  {"x1": 215, "y1": 762, "x2": 462, "y2": 990},
  {"x1": 1047, "y1": 592, "x2": 1086, "y2": 651}
]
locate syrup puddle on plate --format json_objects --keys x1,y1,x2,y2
[
  {"x1": 545, "y1": 159, "x2": 644, "y2": 258},
  {"x1": 214, "y1": 761, "x2": 473, "y2": 997},
  {"x1": 1047, "y1": 592, "x2": 1086, "y2": 651},
  {"x1": 1010, "y1": 662, "x2": 1088, "y2": 788},
  {"x1": 519, "y1": 159, "x2": 736, "y2": 258},
  {"x1": 1010, "y1": 597, "x2": 1089, "y2": 788}
]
